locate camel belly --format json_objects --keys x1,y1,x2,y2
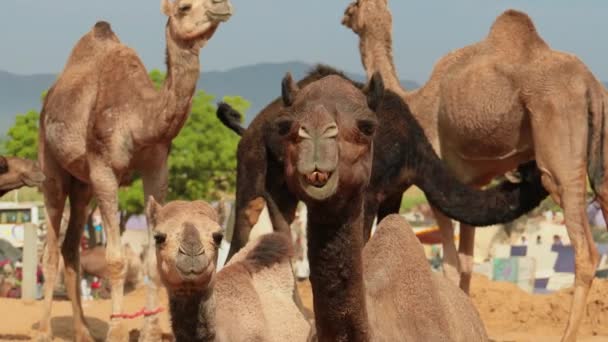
[{"x1": 438, "y1": 62, "x2": 532, "y2": 161}]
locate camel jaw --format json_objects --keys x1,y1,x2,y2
[{"x1": 298, "y1": 169, "x2": 339, "y2": 201}]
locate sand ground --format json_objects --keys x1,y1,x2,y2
[{"x1": 1, "y1": 275, "x2": 608, "y2": 341}]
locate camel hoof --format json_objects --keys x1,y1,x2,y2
[{"x1": 107, "y1": 320, "x2": 129, "y2": 342}]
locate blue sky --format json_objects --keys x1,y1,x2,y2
[{"x1": 1, "y1": 1, "x2": 606, "y2": 83}]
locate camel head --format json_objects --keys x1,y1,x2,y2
[
  {"x1": 0, "y1": 156, "x2": 45, "y2": 197},
  {"x1": 277, "y1": 73, "x2": 384, "y2": 204},
  {"x1": 162, "y1": 0, "x2": 233, "y2": 45},
  {"x1": 146, "y1": 197, "x2": 224, "y2": 296}
]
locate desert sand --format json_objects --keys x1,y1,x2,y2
[{"x1": 1, "y1": 274, "x2": 608, "y2": 341}]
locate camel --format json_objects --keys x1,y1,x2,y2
[
  {"x1": 146, "y1": 198, "x2": 311, "y2": 342},
  {"x1": 219, "y1": 65, "x2": 548, "y2": 261},
  {"x1": 342, "y1": 2, "x2": 606, "y2": 340},
  {"x1": 0, "y1": 156, "x2": 45, "y2": 196},
  {"x1": 80, "y1": 244, "x2": 143, "y2": 291},
  {"x1": 37, "y1": 1, "x2": 233, "y2": 340},
  {"x1": 277, "y1": 73, "x2": 487, "y2": 341}
]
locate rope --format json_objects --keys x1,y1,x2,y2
[{"x1": 110, "y1": 306, "x2": 164, "y2": 320}]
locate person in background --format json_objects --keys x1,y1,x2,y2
[
  {"x1": 553, "y1": 234, "x2": 563, "y2": 246},
  {"x1": 536, "y1": 235, "x2": 542, "y2": 245}
]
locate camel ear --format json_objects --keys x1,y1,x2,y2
[
  {"x1": 281, "y1": 72, "x2": 299, "y2": 107},
  {"x1": 365, "y1": 72, "x2": 384, "y2": 111},
  {"x1": 146, "y1": 196, "x2": 162, "y2": 228},
  {"x1": 161, "y1": 0, "x2": 174, "y2": 16}
]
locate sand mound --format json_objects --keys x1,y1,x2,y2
[{"x1": 471, "y1": 274, "x2": 608, "y2": 336}]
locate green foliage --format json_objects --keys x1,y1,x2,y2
[
  {"x1": 118, "y1": 178, "x2": 144, "y2": 219},
  {"x1": 5, "y1": 110, "x2": 40, "y2": 160},
  {"x1": 168, "y1": 91, "x2": 247, "y2": 201},
  {"x1": 149, "y1": 69, "x2": 165, "y2": 90},
  {"x1": 400, "y1": 187, "x2": 428, "y2": 212}
]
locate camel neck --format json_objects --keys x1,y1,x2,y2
[
  {"x1": 168, "y1": 288, "x2": 217, "y2": 342},
  {"x1": 359, "y1": 34, "x2": 407, "y2": 99},
  {"x1": 307, "y1": 197, "x2": 371, "y2": 342},
  {"x1": 145, "y1": 24, "x2": 201, "y2": 144}
]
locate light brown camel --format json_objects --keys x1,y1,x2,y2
[
  {"x1": 343, "y1": 2, "x2": 605, "y2": 340},
  {"x1": 278, "y1": 72, "x2": 487, "y2": 341},
  {"x1": 37, "y1": 1, "x2": 233, "y2": 340},
  {"x1": 147, "y1": 198, "x2": 311, "y2": 342},
  {"x1": 0, "y1": 156, "x2": 45, "y2": 196}
]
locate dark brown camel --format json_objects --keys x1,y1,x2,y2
[
  {"x1": 219, "y1": 65, "x2": 548, "y2": 261},
  {"x1": 277, "y1": 72, "x2": 487, "y2": 341}
]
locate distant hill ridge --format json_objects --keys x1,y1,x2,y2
[{"x1": 0, "y1": 61, "x2": 420, "y2": 134}]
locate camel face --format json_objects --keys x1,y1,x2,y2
[
  {"x1": 162, "y1": 0, "x2": 233, "y2": 42},
  {"x1": 0, "y1": 156, "x2": 45, "y2": 196},
  {"x1": 278, "y1": 74, "x2": 382, "y2": 203},
  {"x1": 146, "y1": 198, "x2": 223, "y2": 295}
]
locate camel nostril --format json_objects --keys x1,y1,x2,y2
[{"x1": 178, "y1": 244, "x2": 204, "y2": 257}]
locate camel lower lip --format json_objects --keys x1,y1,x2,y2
[
  {"x1": 208, "y1": 12, "x2": 231, "y2": 21},
  {"x1": 298, "y1": 169, "x2": 339, "y2": 201}
]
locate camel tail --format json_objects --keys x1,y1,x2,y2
[
  {"x1": 586, "y1": 89, "x2": 606, "y2": 194},
  {"x1": 243, "y1": 233, "x2": 293, "y2": 274},
  {"x1": 216, "y1": 102, "x2": 245, "y2": 136}
]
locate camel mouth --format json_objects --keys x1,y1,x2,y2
[
  {"x1": 207, "y1": 11, "x2": 232, "y2": 22},
  {"x1": 304, "y1": 170, "x2": 332, "y2": 188},
  {"x1": 22, "y1": 171, "x2": 45, "y2": 187},
  {"x1": 298, "y1": 169, "x2": 339, "y2": 201}
]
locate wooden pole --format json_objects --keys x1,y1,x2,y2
[{"x1": 21, "y1": 222, "x2": 37, "y2": 301}]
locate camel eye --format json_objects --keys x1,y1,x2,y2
[
  {"x1": 357, "y1": 119, "x2": 376, "y2": 137},
  {"x1": 178, "y1": 3, "x2": 192, "y2": 13},
  {"x1": 212, "y1": 232, "x2": 223, "y2": 246},
  {"x1": 276, "y1": 118, "x2": 294, "y2": 136},
  {"x1": 154, "y1": 232, "x2": 167, "y2": 245}
]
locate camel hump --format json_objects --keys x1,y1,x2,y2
[
  {"x1": 93, "y1": 21, "x2": 115, "y2": 40},
  {"x1": 243, "y1": 233, "x2": 293, "y2": 274},
  {"x1": 487, "y1": 9, "x2": 547, "y2": 48}
]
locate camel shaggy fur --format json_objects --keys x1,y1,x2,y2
[
  {"x1": 0, "y1": 156, "x2": 45, "y2": 196},
  {"x1": 343, "y1": 2, "x2": 604, "y2": 339},
  {"x1": 277, "y1": 73, "x2": 487, "y2": 341},
  {"x1": 147, "y1": 198, "x2": 311, "y2": 342},
  {"x1": 37, "y1": 1, "x2": 233, "y2": 340},
  {"x1": 218, "y1": 65, "x2": 547, "y2": 261}
]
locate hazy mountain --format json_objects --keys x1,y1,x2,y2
[{"x1": 0, "y1": 62, "x2": 420, "y2": 135}]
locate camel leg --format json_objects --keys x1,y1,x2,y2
[
  {"x1": 377, "y1": 192, "x2": 403, "y2": 223},
  {"x1": 458, "y1": 223, "x2": 476, "y2": 294},
  {"x1": 62, "y1": 180, "x2": 94, "y2": 341},
  {"x1": 529, "y1": 101, "x2": 599, "y2": 342},
  {"x1": 37, "y1": 165, "x2": 68, "y2": 341},
  {"x1": 139, "y1": 155, "x2": 169, "y2": 342},
  {"x1": 431, "y1": 206, "x2": 461, "y2": 286},
  {"x1": 226, "y1": 141, "x2": 268, "y2": 261},
  {"x1": 267, "y1": 184, "x2": 298, "y2": 235},
  {"x1": 88, "y1": 160, "x2": 127, "y2": 341}
]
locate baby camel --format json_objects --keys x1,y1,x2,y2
[
  {"x1": 146, "y1": 198, "x2": 311, "y2": 342},
  {"x1": 277, "y1": 73, "x2": 487, "y2": 341}
]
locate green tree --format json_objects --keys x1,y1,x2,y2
[
  {"x1": 5, "y1": 110, "x2": 40, "y2": 160},
  {"x1": 168, "y1": 91, "x2": 247, "y2": 201}
]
